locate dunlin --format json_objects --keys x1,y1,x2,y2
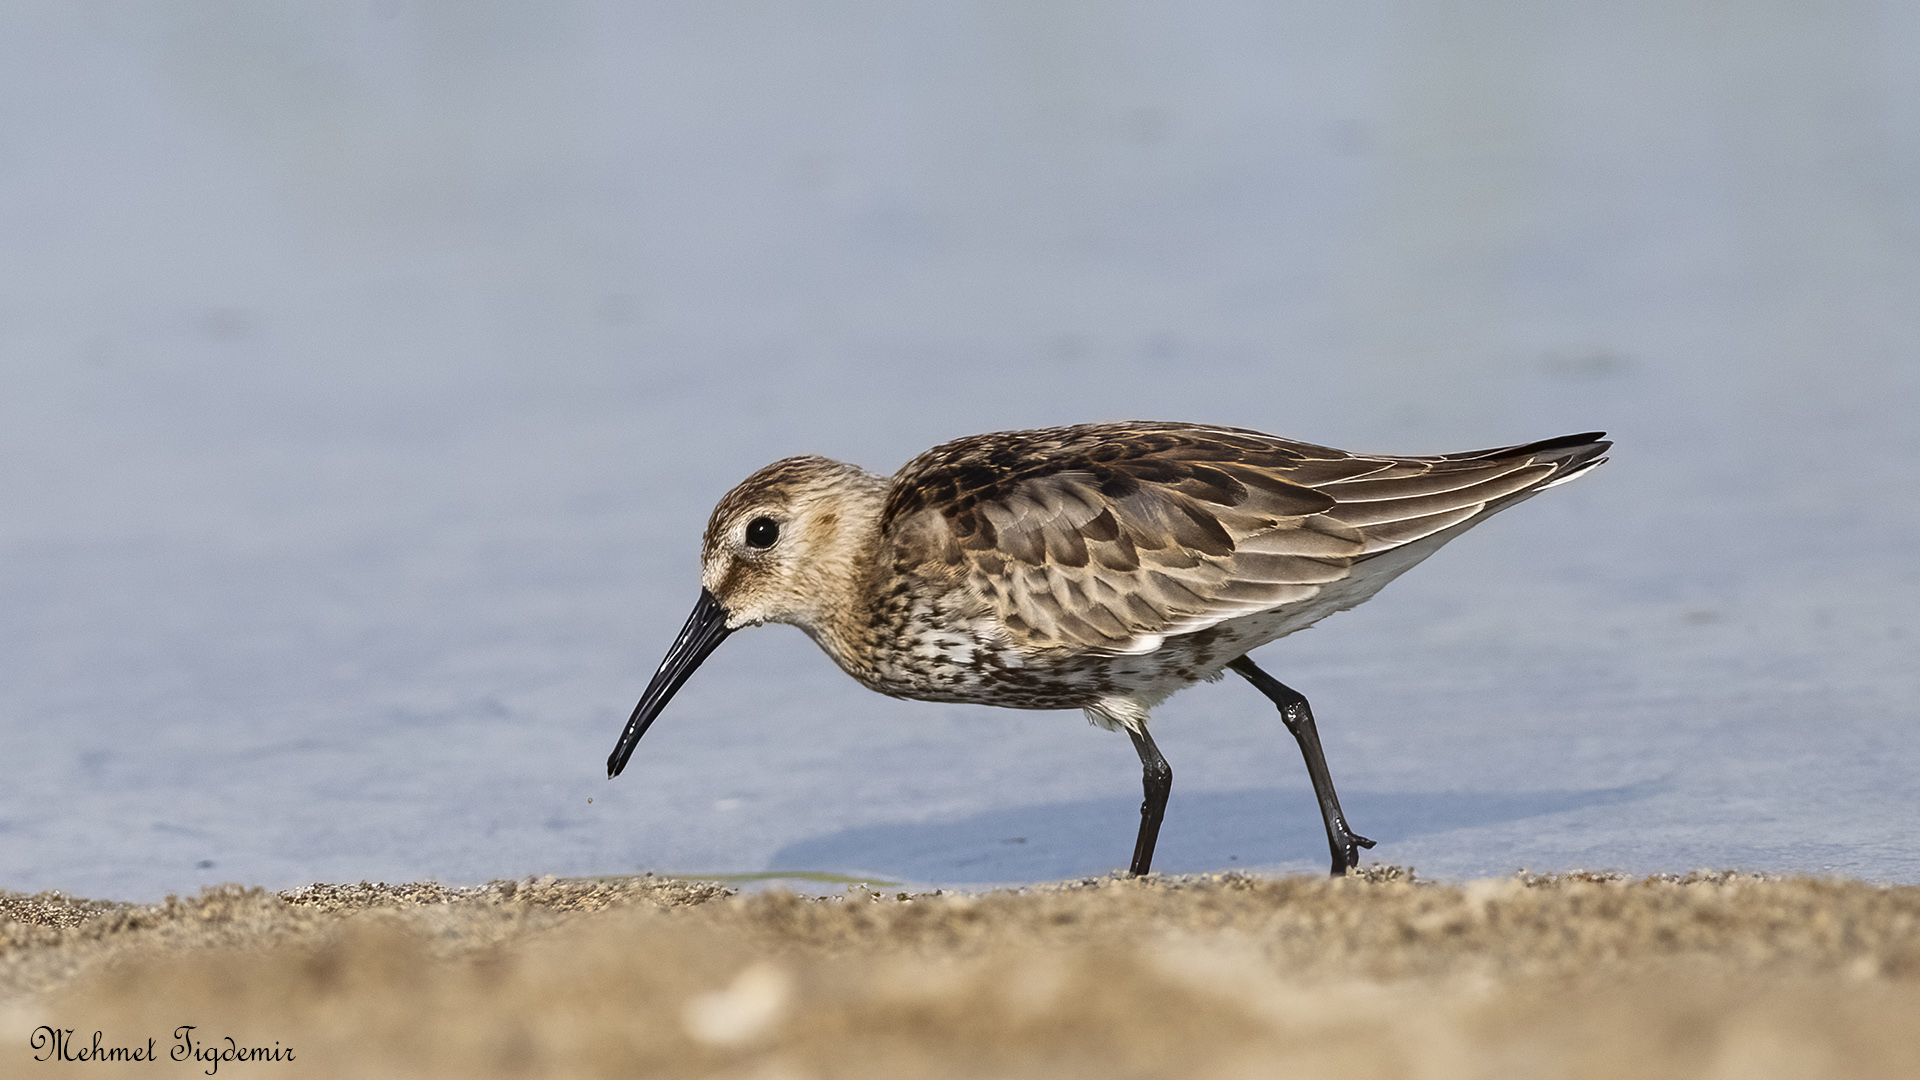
[{"x1": 609, "y1": 422, "x2": 1609, "y2": 876}]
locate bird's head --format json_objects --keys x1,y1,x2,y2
[
  {"x1": 607, "y1": 455, "x2": 886, "y2": 777},
  {"x1": 696, "y1": 455, "x2": 884, "y2": 632}
]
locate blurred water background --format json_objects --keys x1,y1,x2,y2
[{"x1": 1, "y1": 2, "x2": 1916, "y2": 900}]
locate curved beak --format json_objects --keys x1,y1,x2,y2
[{"x1": 607, "y1": 588, "x2": 734, "y2": 778}]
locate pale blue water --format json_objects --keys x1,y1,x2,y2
[{"x1": 2, "y1": 2, "x2": 1916, "y2": 900}]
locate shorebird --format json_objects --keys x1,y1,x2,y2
[{"x1": 609, "y1": 422, "x2": 1608, "y2": 876}]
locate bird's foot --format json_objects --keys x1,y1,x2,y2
[{"x1": 1329, "y1": 829, "x2": 1377, "y2": 876}]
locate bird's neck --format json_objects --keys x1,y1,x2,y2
[{"x1": 788, "y1": 471, "x2": 895, "y2": 680}]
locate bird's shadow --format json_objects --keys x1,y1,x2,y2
[{"x1": 768, "y1": 780, "x2": 1662, "y2": 884}]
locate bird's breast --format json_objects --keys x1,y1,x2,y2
[{"x1": 817, "y1": 576, "x2": 1257, "y2": 712}]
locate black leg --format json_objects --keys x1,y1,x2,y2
[
  {"x1": 1126, "y1": 725, "x2": 1173, "y2": 877},
  {"x1": 1227, "y1": 655, "x2": 1376, "y2": 875}
]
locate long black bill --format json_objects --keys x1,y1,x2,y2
[{"x1": 607, "y1": 588, "x2": 734, "y2": 778}]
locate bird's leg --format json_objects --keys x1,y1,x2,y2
[
  {"x1": 1227, "y1": 656, "x2": 1376, "y2": 876},
  {"x1": 1126, "y1": 725, "x2": 1173, "y2": 877}
]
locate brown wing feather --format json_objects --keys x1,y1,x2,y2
[{"x1": 882, "y1": 423, "x2": 1607, "y2": 653}]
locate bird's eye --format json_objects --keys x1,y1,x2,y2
[{"x1": 744, "y1": 516, "x2": 780, "y2": 549}]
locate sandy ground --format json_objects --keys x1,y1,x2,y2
[{"x1": 4, "y1": 870, "x2": 1918, "y2": 1078}]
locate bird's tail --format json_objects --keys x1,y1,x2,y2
[{"x1": 1453, "y1": 431, "x2": 1611, "y2": 494}]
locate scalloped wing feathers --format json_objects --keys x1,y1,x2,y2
[{"x1": 882, "y1": 423, "x2": 1608, "y2": 654}]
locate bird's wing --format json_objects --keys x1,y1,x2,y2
[{"x1": 882, "y1": 423, "x2": 1608, "y2": 654}]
